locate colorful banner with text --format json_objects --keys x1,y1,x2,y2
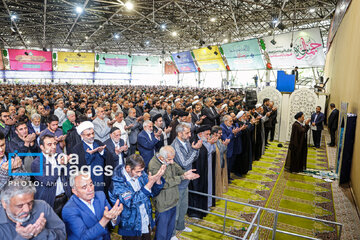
[
  {"x1": 192, "y1": 46, "x2": 226, "y2": 71},
  {"x1": 8, "y1": 49, "x2": 52, "y2": 71},
  {"x1": 171, "y1": 51, "x2": 197, "y2": 73},
  {"x1": 57, "y1": 52, "x2": 95, "y2": 72},
  {"x1": 98, "y1": 53, "x2": 132, "y2": 73},
  {"x1": 221, "y1": 39, "x2": 265, "y2": 70},
  {"x1": 131, "y1": 56, "x2": 161, "y2": 74},
  {"x1": 263, "y1": 28, "x2": 325, "y2": 68}
]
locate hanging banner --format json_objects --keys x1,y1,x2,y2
[
  {"x1": 171, "y1": 51, "x2": 197, "y2": 73},
  {"x1": 131, "y1": 56, "x2": 161, "y2": 74},
  {"x1": 0, "y1": 51, "x2": 4, "y2": 70},
  {"x1": 98, "y1": 53, "x2": 132, "y2": 73},
  {"x1": 8, "y1": 49, "x2": 52, "y2": 71},
  {"x1": 164, "y1": 61, "x2": 177, "y2": 74},
  {"x1": 221, "y1": 39, "x2": 265, "y2": 70},
  {"x1": 192, "y1": 46, "x2": 226, "y2": 71},
  {"x1": 263, "y1": 28, "x2": 325, "y2": 68},
  {"x1": 57, "y1": 52, "x2": 95, "y2": 72}
]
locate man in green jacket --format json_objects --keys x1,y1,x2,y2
[
  {"x1": 62, "y1": 110, "x2": 76, "y2": 134},
  {"x1": 148, "y1": 145, "x2": 199, "y2": 240}
]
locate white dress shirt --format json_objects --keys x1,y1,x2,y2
[
  {"x1": 44, "y1": 153, "x2": 65, "y2": 196},
  {"x1": 112, "y1": 139, "x2": 124, "y2": 166}
]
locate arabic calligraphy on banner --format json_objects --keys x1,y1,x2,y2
[
  {"x1": 221, "y1": 39, "x2": 265, "y2": 70},
  {"x1": 192, "y1": 46, "x2": 226, "y2": 71},
  {"x1": 171, "y1": 51, "x2": 197, "y2": 73},
  {"x1": 164, "y1": 61, "x2": 177, "y2": 74},
  {"x1": 131, "y1": 56, "x2": 161, "y2": 74},
  {"x1": 98, "y1": 53, "x2": 132, "y2": 73},
  {"x1": 8, "y1": 49, "x2": 52, "y2": 71},
  {"x1": 263, "y1": 28, "x2": 325, "y2": 68},
  {"x1": 57, "y1": 52, "x2": 95, "y2": 72}
]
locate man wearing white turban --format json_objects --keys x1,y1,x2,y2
[{"x1": 70, "y1": 121, "x2": 108, "y2": 192}]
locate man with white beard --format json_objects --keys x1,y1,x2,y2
[{"x1": 0, "y1": 180, "x2": 66, "y2": 239}]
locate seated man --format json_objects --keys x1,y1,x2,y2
[
  {"x1": 62, "y1": 171, "x2": 123, "y2": 240},
  {"x1": 109, "y1": 154, "x2": 166, "y2": 240},
  {"x1": 0, "y1": 180, "x2": 66, "y2": 239}
]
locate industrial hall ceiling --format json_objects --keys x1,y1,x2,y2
[{"x1": 0, "y1": 0, "x2": 338, "y2": 55}]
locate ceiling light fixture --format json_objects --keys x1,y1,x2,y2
[
  {"x1": 26, "y1": 40, "x2": 31, "y2": 44},
  {"x1": 160, "y1": 24, "x2": 166, "y2": 30},
  {"x1": 75, "y1": 6, "x2": 83, "y2": 14},
  {"x1": 171, "y1": 31, "x2": 177, "y2": 37},
  {"x1": 145, "y1": 40, "x2": 150, "y2": 45},
  {"x1": 125, "y1": 1, "x2": 134, "y2": 10},
  {"x1": 224, "y1": 38, "x2": 228, "y2": 43},
  {"x1": 114, "y1": 33, "x2": 120, "y2": 39},
  {"x1": 10, "y1": 14, "x2": 17, "y2": 20},
  {"x1": 210, "y1": 17, "x2": 216, "y2": 22},
  {"x1": 309, "y1": 8, "x2": 316, "y2": 13},
  {"x1": 85, "y1": 36, "x2": 88, "y2": 39}
]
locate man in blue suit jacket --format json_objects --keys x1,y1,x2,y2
[
  {"x1": 62, "y1": 171, "x2": 123, "y2": 240},
  {"x1": 311, "y1": 106, "x2": 325, "y2": 148},
  {"x1": 220, "y1": 115, "x2": 243, "y2": 181},
  {"x1": 137, "y1": 120, "x2": 162, "y2": 169},
  {"x1": 31, "y1": 134, "x2": 72, "y2": 217}
]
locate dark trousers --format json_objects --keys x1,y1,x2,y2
[
  {"x1": 270, "y1": 126, "x2": 276, "y2": 141},
  {"x1": 227, "y1": 155, "x2": 234, "y2": 179},
  {"x1": 129, "y1": 143, "x2": 137, "y2": 155},
  {"x1": 329, "y1": 128, "x2": 337, "y2": 145},
  {"x1": 122, "y1": 226, "x2": 151, "y2": 240},
  {"x1": 155, "y1": 206, "x2": 176, "y2": 240},
  {"x1": 312, "y1": 130, "x2": 322, "y2": 148},
  {"x1": 53, "y1": 194, "x2": 68, "y2": 219},
  {"x1": 265, "y1": 127, "x2": 271, "y2": 144}
]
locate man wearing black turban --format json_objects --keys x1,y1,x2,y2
[{"x1": 285, "y1": 112, "x2": 311, "y2": 172}]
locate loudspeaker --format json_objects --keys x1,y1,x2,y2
[{"x1": 245, "y1": 90, "x2": 257, "y2": 108}]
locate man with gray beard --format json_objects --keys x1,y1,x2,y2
[{"x1": 0, "y1": 180, "x2": 66, "y2": 239}]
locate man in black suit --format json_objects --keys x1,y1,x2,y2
[
  {"x1": 104, "y1": 127, "x2": 128, "y2": 168},
  {"x1": 201, "y1": 98, "x2": 221, "y2": 126},
  {"x1": 327, "y1": 103, "x2": 339, "y2": 147},
  {"x1": 163, "y1": 105, "x2": 172, "y2": 128}
]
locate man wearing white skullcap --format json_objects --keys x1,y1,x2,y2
[{"x1": 70, "y1": 121, "x2": 108, "y2": 192}]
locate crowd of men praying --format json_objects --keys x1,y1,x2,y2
[{"x1": 0, "y1": 84, "x2": 277, "y2": 240}]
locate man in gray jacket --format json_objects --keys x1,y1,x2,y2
[
  {"x1": 171, "y1": 123, "x2": 202, "y2": 239},
  {"x1": 125, "y1": 108, "x2": 143, "y2": 155},
  {"x1": 0, "y1": 180, "x2": 66, "y2": 239},
  {"x1": 92, "y1": 107, "x2": 116, "y2": 143}
]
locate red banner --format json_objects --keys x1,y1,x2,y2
[{"x1": 164, "y1": 61, "x2": 177, "y2": 74}]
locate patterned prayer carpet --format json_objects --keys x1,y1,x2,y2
[{"x1": 178, "y1": 138, "x2": 337, "y2": 240}]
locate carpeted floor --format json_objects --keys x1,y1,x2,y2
[{"x1": 179, "y1": 138, "x2": 338, "y2": 240}]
